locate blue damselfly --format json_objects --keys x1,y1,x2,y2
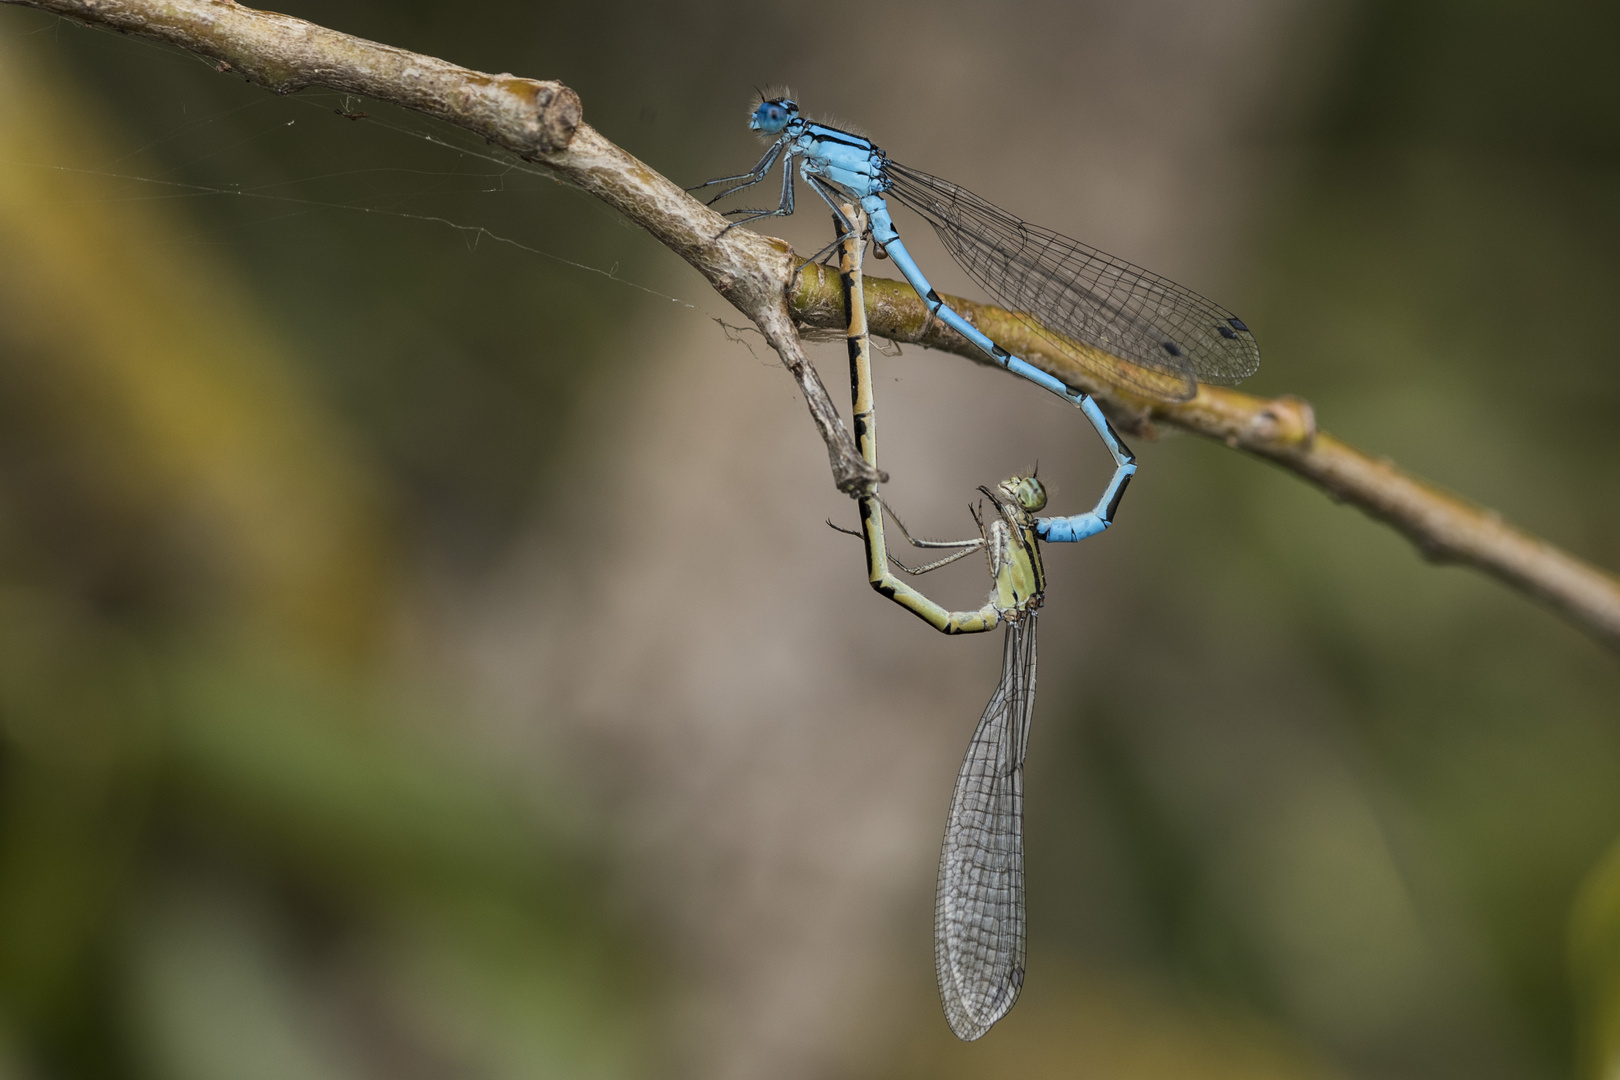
[{"x1": 696, "y1": 94, "x2": 1260, "y2": 411}]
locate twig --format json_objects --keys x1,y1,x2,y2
[
  {"x1": 3, "y1": 0, "x2": 877, "y2": 494},
  {"x1": 792, "y1": 266, "x2": 1620, "y2": 650},
  {"x1": 7, "y1": 0, "x2": 1620, "y2": 650}
]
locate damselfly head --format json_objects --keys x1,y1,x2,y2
[
  {"x1": 1002, "y1": 476, "x2": 1048, "y2": 513},
  {"x1": 750, "y1": 96, "x2": 799, "y2": 135}
]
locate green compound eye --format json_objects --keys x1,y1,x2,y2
[{"x1": 1013, "y1": 476, "x2": 1047, "y2": 512}]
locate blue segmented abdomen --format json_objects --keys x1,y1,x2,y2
[{"x1": 1036, "y1": 515, "x2": 1106, "y2": 543}]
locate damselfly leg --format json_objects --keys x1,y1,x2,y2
[
  {"x1": 828, "y1": 497, "x2": 984, "y2": 576},
  {"x1": 686, "y1": 140, "x2": 783, "y2": 201},
  {"x1": 715, "y1": 151, "x2": 798, "y2": 232}
]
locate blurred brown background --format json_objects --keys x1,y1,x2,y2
[{"x1": 1, "y1": 1, "x2": 1618, "y2": 1078}]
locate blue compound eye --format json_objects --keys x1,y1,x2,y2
[{"x1": 751, "y1": 99, "x2": 798, "y2": 133}]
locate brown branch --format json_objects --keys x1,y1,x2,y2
[
  {"x1": 792, "y1": 265, "x2": 1620, "y2": 650},
  {"x1": 8, "y1": 0, "x2": 1620, "y2": 651},
  {"x1": 3, "y1": 0, "x2": 877, "y2": 494}
]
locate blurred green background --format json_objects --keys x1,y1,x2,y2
[{"x1": 0, "y1": 1, "x2": 1617, "y2": 1078}]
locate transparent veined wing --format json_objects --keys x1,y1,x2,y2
[
  {"x1": 886, "y1": 162, "x2": 1259, "y2": 402},
  {"x1": 935, "y1": 613, "x2": 1038, "y2": 1041}
]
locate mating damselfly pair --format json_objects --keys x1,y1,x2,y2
[{"x1": 697, "y1": 94, "x2": 1259, "y2": 1041}]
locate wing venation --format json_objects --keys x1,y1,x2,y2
[
  {"x1": 935, "y1": 613, "x2": 1038, "y2": 1041},
  {"x1": 887, "y1": 163, "x2": 1259, "y2": 402}
]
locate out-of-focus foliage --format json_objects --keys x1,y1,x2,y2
[
  {"x1": 1021, "y1": 1, "x2": 1620, "y2": 1077},
  {"x1": 0, "y1": 0, "x2": 1615, "y2": 1078},
  {"x1": 0, "y1": 19, "x2": 646, "y2": 1080},
  {"x1": 1573, "y1": 839, "x2": 1620, "y2": 1080}
]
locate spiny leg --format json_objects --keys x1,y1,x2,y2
[
  {"x1": 827, "y1": 519, "x2": 981, "y2": 576},
  {"x1": 688, "y1": 139, "x2": 785, "y2": 201},
  {"x1": 718, "y1": 152, "x2": 798, "y2": 233},
  {"x1": 790, "y1": 227, "x2": 854, "y2": 289},
  {"x1": 835, "y1": 518, "x2": 972, "y2": 579},
  {"x1": 891, "y1": 545, "x2": 984, "y2": 576},
  {"x1": 799, "y1": 233, "x2": 849, "y2": 269},
  {"x1": 788, "y1": 180, "x2": 864, "y2": 283},
  {"x1": 881, "y1": 499, "x2": 986, "y2": 551}
]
